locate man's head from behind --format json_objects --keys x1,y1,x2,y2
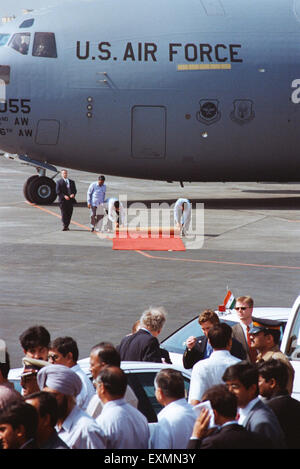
[
  {"x1": 0, "y1": 401, "x2": 38, "y2": 449},
  {"x1": 201, "y1": 384, "x2": 238, "y2": 425},
  {"x1": 207, "y1": 322, "x2": 232, "y2": 350},
  {"x1": 94, "y1": 366, "x2": 127, "y2": 403},
  {"x1": 139, "y1": 306, "x2": 167, "y2": 337},
  {"x1": 154, "y1": 368, "x2": 185, "y2": 406},
  {"x1": 222, "y1": 361, "x2": 259, "y2": 408}
]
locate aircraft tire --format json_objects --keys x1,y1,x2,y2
[
  {"x1": 26, "y1": 176, "x2": 57, "y2": 205},
  {"x1": 23, "y1": 175, "x2": 39, "y2": 203}
]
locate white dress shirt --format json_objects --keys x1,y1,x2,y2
[
  {"x1": 104, "y1": 197, "x2": 125, "y2": 224},
  {"x1": 149, "y1": 398, "x2": 196, "y2": 449},
  {"x1": 238, "y1": 397, "x2": 260, "y2": 426},
  {"x1": 174, "y1": 198, "x2": 191, "y2": 230},
  {"x1": 56, "y1": 405, "x2": 106, "y2": 449},
  {"x1": 86, "y1": 384, "x2": 138, "y2": 419},
  {"x1": 96, "y1": 398, "x2": 149, "y2": 449},
  {"x1": 188, "y1": 350, "x2": 241, "y2": 403},
  {"x1": 71, "y1": 364, "x2": 95, "y2": 411}
]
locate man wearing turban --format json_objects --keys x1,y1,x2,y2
[{"x1": 37, "y1": 364, "x2": 106, "y2": 449}]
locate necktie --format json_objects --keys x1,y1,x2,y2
[{"x1": 247, "y1": 325, "x2": 257, "y2": 363}]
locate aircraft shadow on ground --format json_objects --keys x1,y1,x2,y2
[{"x1": 50, "y1": 196, "x2": 300, "y2": 210}]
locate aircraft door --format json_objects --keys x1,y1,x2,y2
[
  {"x1": 131, "y1": 106, "x2": 166, "y2": 159},
  {"x1": 35, "y1": 119, "x2": 60, "y2": 145}
]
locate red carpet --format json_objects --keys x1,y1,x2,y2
[{"x1": 112, "y1": 228, "x2": 186, "y2": 251}]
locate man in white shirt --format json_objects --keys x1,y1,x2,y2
[
  {"x1": 188, "y1": 323, "x2": 240, "y2": 405},
  {"x1": 174, "y1": 198, "x2": 191, "y2": 236},
  {"x1": 104, "y1": 197, "x2": 125, "y2": 231},
  {"x1": 94, "y1": 366, "x2": 149, "y2": 449},
  {"x1": 87, "y1": 175, "x2": 106, "y2": 232},
  {"x1": 48, "y1": 337, "x2": 95, "y2": 411},
  {"x1": 37, "y1": 364, "x2": 106, "y2": 449},
  {"x1": 86, "y1": 342, "x2": 138, "y2": 419},
  {"x1": 222, "y1": 361, "x2": 286, "y2": 448},
  {"x1": 149, "y1": 368, "x2": 196, "y2": 449}
]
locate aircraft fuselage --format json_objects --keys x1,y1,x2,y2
[{"x1": 1, "y1": 0, "x2": 300, "y2": 182}]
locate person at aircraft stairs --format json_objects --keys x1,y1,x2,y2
[
  {"x1": 55, "y1": 169, "x2": 77, "y2": 231},
  {"x1": 87, "y1": 175, "x2": 106, "y2": 232}
]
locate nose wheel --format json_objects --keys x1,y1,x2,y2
[{"x1": 23, "y1": 175, "x2": 57, "y2": 204}]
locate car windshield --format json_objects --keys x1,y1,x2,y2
[
  {"x1": 0, "y1": 34, "x2": 10, "y2": 46},
  {"x1": 161, "y1": 316, "x2": 237, "y2": 354}
]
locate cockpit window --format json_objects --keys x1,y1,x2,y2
[
  {"x1": 0, "y1": 34, "x2": 10, "y2": 47},
  {"x1": 19, "y1": 18, "x2": 35, "y2": 28},
  {"x1": 8, "y1": 33, "x2": 30, "y2": 55},
  {"x1": 32, "y1": 32, "x2": 57, "y2": 58}
]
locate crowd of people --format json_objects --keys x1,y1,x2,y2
[{"x1": 0, "y1": 299, "x2": 299, "y2": 450}]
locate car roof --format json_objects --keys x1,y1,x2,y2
[
  {"x1": 8, "y1": 359, "x2": 191, "y2": 381},
  {"x1": 218, "y1": 307, "x2": 291, "y2": 323},
  {"x1": 78, "y1": 357, "x2": 190, "y2": 376}
]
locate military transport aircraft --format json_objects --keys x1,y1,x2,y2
[{"x1": 0, "y1": 0, "x2": 300, "y2": 204}]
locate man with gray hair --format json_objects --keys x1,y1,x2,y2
[{"x1": 117, "y1": 307, "x2": 167, "y2": 362}]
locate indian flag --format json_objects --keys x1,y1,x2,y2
[{"x1": 223, "y1": 290, "x2": 236, "y2": 310}]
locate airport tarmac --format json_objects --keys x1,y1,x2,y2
[{"x1": 1, "y1": 156, "x2": 300, "y2": 368}]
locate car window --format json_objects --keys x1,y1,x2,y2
[
  {"x1": 126, "y1": 372, "x2": 159, "y2": 422},
  {"x1": 161, "y1": 316, "x2": 238, "y2": 354},
  {"x1": 126, "y1": 371, "x2": 190, "y2": 423},
  {"x1": 284, "y1": 305, "x2": 300, "y2": 360},
  {"x1": 161, "y1": 317, "x2": 203, "y2": 354}
]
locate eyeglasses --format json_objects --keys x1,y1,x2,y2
[
  {"x1": 234, "y1": 306, "x2": 248, "y2": 311},
  {"x1": 48, "y1": 353, "x2": 59, "y2": 362}
]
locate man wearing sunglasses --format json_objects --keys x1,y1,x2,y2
[{"x1": 232, "y1": 296, "x2": 257, "y2": 363}]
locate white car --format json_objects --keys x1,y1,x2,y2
[
  {"x1": 8, "y1": 360, "x2": 191, "y2": 423},
  {"x1": 161, "y1": 307, "x2": 291, "y2": 367}
]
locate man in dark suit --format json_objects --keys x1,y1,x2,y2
[
  {"x1": 117, "y1": 307, "x2": 167, "y2": 362},
  {"x1": 56, "y1": 169, "x2": 77, "y2": 231},
  {"x1": 187, "y1": 384, "x2": 271, "y2": 449},
  {"x1": 222, "y1": 361, "x2": 286, "y2": 448},
  {"x1": 231, "y1": 296, "x2": 258, "y2": 363},
  {"x1": 258, "y1": 359, "x2": 300, "y2": 449},
  {"x1": 183, "y1": 310, "x2": 246, "y2": 369}
]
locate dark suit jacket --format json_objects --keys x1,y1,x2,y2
[
  {"x1": 187, "y1": 423, "x2": 272, "y2": 449},
  {"x1": 183, "y1": 335, "x2": 246, "y2": 369},
  {"x1": 243, "y1": 399, "x2": 286, "y2": 448},
  {"x1": 56, "y1": 178, "x2": 77, "y2": 203},
  {"x1": 117, "y1": 329, "x2": 162, "y2": 362},
  {"x1": 266, "y1": 392, "x2": 300, "y2": 449}
]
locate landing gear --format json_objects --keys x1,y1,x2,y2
[{"x1": 24, "y1": 175, "x2": 57, "y2": 204}]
